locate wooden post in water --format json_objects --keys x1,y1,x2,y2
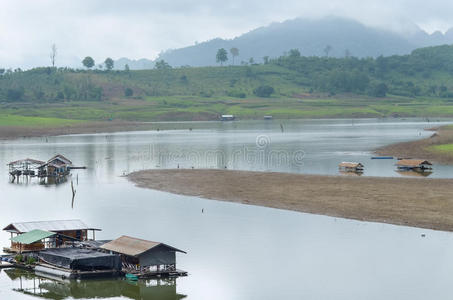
[{"x1": 71, "y1": 180, "x2": 76, "y2": 208}]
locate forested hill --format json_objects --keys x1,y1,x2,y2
[
  {"x1": 2, "y1": 44, "x2": 453, "y2": 105},
  {"x1": 154, "y1": 17, "x2": 453, "y2": 67}
]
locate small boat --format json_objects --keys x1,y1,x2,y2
[
  {"x1": 371, "y1": 156, "x2": 393, "y2": 159},
  {"x1": 125, "y1": 273, "x2": 138, "y2": 281}
]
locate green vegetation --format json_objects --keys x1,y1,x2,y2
[
  {"x1": 104, "y1": 58, "x2": 114, "y2": 71},
  {"x1": 14, "y1": 254, "x2": 23, "y2": 263},
  {"x1": 82, "y1": 56, "x2": 95, "y2": 69},
  {"x1": 216, "y1": 48, "x2": 228, "y2": 66},
  {"x1": 26, "y1": 256, "x2": 36, "y2": 265},
  {"x1": 0, "y1": 114, "x2": 80, "y2": 127},
  {"x1": 2, "y1": 44, "x2": 453, "y2": 125},
  {"x1": 429, "y1": 144, "x2": 453, "y2": 156}
]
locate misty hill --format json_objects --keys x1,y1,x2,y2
[
  {"x1": 152, "y1": 17, "x2": 453, "y2": 67},
  {"x1": 114, "y1": 57, "x2": 154, "y2": 70}
]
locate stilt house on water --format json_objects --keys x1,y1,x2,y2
[
  {"x1": 7, "y1": 154, "x2": 76, "y2": 182},
  {"x1": 8, "y1": 158, "x2": 45, "y2": 177},
  {"x1": 338, "y1": 162, "x2": 364, "y2": 173},
  {"x1": 38, "y1": 154, "x2": 73, "y2": 177},
  {"x1": 101, "y1": 235, "x2": 187, "y2": 277},
  {"x1": 396, "y1": 159, "x2": 432, "y2": 171},
  {"x1": 3, "y1": 219, "x2": 101, "y2": 253}
]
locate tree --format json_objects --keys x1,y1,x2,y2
[
  {"x1": 6, "y1": 87, "x2": 25, "y2": 101},
  {"x1": 50, "y1": 44, "x2": 57, "y2": 67},
  {"x1": 253, "y1": 85, "x2": 274, "y2": 97},
  {"x1": 0, "y1": 68, "x2": 4, "y2": 75},
  {"x1": 216, "y1": 48, "x2": 228, "y2": 66},
  {"x1": 373, "y1": 83, "x2": 388, "y2": 97},
  {"x1": 289, "y1": 49, "x2": 301, "y2": 58},
  {"x1": 82, "y1": 56, "x2": 95, "y2": 69},
  {"x1": 263, "y1": 56, "x2": 269, "y2": 64},
  {"x1": 124, "y1": 87, "x2": 133, "y2": 97},
  {"x1": 249, "y1": 57, "x2": 255, "y2": 64},
  {"x1": 344, "y1": 49, "x2": 351, "y2": 58},
  {"x1": 104, "y1": 57, "x2": 114, "y2": 70},
  {"x1": 124, "y1": 64, "x2": 130, "y2": 72},
  {"x1": 230, "y1": 47, "x2": 239, "y2": 65},
  {"x1": 155, "y1": 59, "x2": 171, "y2": 70},
  {"x1": 324, "y1": 45, "x2": 332, "y2": 57}
]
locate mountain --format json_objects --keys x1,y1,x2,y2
[
  {"x1": 114, "y1": 57, "x2": 154, "y2": 70},
  {"x1": 152, "y1": 17, "x2": 453, "y2": 67}
]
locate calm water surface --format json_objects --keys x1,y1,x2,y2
[{"x1": 1, "y1": 118, "x2": 453, "y2": 300}]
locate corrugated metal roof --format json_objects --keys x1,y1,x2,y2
[
  {"x1": 7, "y1": 158, "x2": 46, "y2": 166},
  {"x1": 396, "y1": 159, "x2": 432, "y2": 167},
  {"x1": 3, "y1": 219, "x2": 101, "y2": 233},
  {"x1": 48, "y1": 154, "x2": 72, "y2": 165},
  {"x1": 10, "y1": 229, "x2": 55, "y2": 244},
  {"x1": 100, "y1": 235, "x2": 186, "y2": 257}
]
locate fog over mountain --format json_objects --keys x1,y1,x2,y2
[{"x1": 117, "y1": 17, "x2": 453, "y2": 69}]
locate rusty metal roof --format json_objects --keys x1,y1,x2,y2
[
  {"x1": 396, "y1": 159, "x2": 432, "y2": 167},
  {"x1": 3, "y1": 219, "x2": 101, "y2": 233},
  {"x1": 100, "y1": 235, "x2": 186, "y2": 257}
]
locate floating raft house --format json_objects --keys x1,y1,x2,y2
[
  {"x1": 1, "y1": 221, "x2": 187, "y2": 279},
  {"x1": 36, "y1": 248, "x2": 122, "y2": 279},
  {"x1": 338, "y1": 162, "x2": 364, "y2": 173},
  {"x1": 101, "y1": 235, "x2": 187, "y2": 278},
  {"x1": 396, "y1": 159, "x2": 432, "y2": 171},
  {"x1": 3, "y1": 219, "x2": 101, "y2": 253}
]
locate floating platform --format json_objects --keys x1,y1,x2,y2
[
  {"x1": 35, "y1": 263, "x2": 120, "y2": 279},
  {"x1": 0, "y1": 262, "x2": 13, "y2": 269},
  {"x1": 371, "y1": 156, "x2": 394, "y2": 159},
  {"x1": 132, "y1": 269, "x2": 188, "y2": 279}
]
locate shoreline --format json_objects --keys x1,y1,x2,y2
[
  {"x1": 0, "y1": 121, "x2": 156, "y2": 140},
  {"x1": 128, "y1": 169, "x2": 453, "y2": 232},
  {"x1": 376, "y1": 125, "x2": 453, "y2": 164}
]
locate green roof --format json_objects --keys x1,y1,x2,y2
[{"x1": 10, "y1": 229, "x2": 56, "y2": 244}]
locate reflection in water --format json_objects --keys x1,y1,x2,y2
[
  {"x1": 396, "y1": 170, "x2": 433, "y2": 177},
  {"x1": 4, "y1": 269, "x2": 186, "y2": 300},
  {"x1": 339, "y1": 170, "x2": 363, "y2": 176},
  {"x1": 9, "y1": 174, "x2": 70, "y2": 186}
]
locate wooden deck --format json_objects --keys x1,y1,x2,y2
[{"x1": 129, "y1": 269, "x2": 188, "y2": 279}]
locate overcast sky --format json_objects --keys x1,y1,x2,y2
[{"x1": 1, "y1": 0, "x2": 453, "y2": 69}]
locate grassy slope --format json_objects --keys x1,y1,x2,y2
[
  {"x1": 2, "y1": 64, "x2": 453, "y2": 126},
  {"x1": 0, "y1": 114, "x2": 80, "y2": 127}
]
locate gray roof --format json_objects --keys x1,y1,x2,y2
[
  {"x1": 100, "y1": 235, "x2": 186, "y2": 257},
  {"x1": 3, "y1": 219, "x2": 101, "y2": 233},
  {"x1": 48, "y1": 154, "x2": 72, "y2": 165},
  {"x1": 8, "y1": 158, "x2": 46, "y2": 166}
]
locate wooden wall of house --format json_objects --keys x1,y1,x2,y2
[
  {"x1": 56, "y1": 229, "x2": 87, "y2": 245},
  {"x1": 11, "y1": 241, "x2": 45, "y2": 252},
  {"x1": 138, "y1": 245, "x2": 176, "y2": 266}
]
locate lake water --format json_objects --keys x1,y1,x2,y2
[{"x1": 1, "y1": 118, "x2": 453, "y2": 300}]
